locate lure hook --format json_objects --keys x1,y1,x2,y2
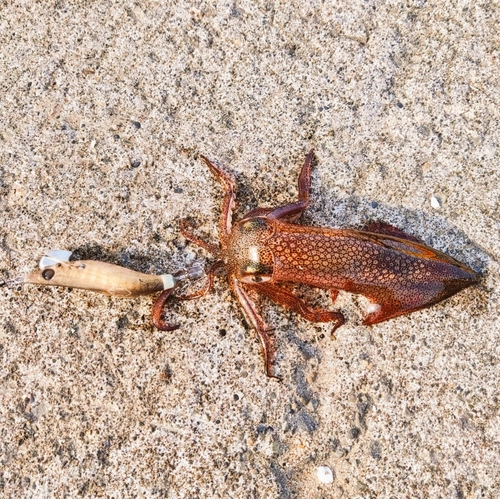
[{"x1": 0, "y1": 276, "x2": 25, "y2": 289}]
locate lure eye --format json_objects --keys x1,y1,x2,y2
[{"x1": 42, "y1": 268, "x2": 55, "y2": 280}]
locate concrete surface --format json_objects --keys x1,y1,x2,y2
[{"x1": 1, "y1": 1, "x2": 499, "y2": 498}]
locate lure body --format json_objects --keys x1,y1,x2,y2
[
  {"x1": 160, "y1": 151, "x2": 478, "y2": 377},
  {"x1": 23, "y1": 250, "x2": 203, "y2": 298},
  {"x1": 25, "y1": 259, "x2": 172, "y2": 297}
]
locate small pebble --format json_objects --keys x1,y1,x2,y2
[
  {"x1": 430, "y1": 196, "x2": 441, "y2": 209},
  {"x1": 317, "y1": 465, "x2": 334, "y2": 484},
  {"x1": 350, "y1": 427, "x2": 361, "y2": 439}
]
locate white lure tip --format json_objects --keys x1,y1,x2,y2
[{"x1": 39, "y1": 250, "x2": 73, "y2": 269}]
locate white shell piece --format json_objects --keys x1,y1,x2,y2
[
  {"x1": 430, "y1": 196, "x2": 441, "y2": 209},
  {"x1": 39, "y1": 250, "x2": 73, "y2": 269},
  {"x1": 161, "y1": 274, "x2": 176, "y2": 290},
  {"x1": 316, "y1": 465, "x2": 334, "y2": 484}
]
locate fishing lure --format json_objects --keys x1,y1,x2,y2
[
  {"x1": 155, "y1": 150, "x2": 479, "y2": 377},
  {"x1": 23, "y1": 250, "x2": 204, "y2": 330}
]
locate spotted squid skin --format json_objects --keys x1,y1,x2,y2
[
  {"x1": 272, "y1": 225, "x2": 476, "y2": 309},
  {"x1": 229, "y1": 218, "x2": 479, "y2": 325}
]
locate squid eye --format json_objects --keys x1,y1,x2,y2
[
  {"x1": 239, "y1": 273, "x2": 273, "y2": 284},
  {"x1": 238, "y1": 255, "x2": 273, "y2": 284},
  {"x1": 240, "y1": 262, "x2": 273, "y2": 276},
  {"x1": 240, "y1": 218, "x2": 269, "y2": 233}
]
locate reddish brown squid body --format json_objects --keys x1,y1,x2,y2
[{"x1": 153, "y1": 151, "x2": 478, "y2": 377}]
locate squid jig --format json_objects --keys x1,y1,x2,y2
[{"x1": 20, "y1": 250, "x2": 205, "y2": 330}]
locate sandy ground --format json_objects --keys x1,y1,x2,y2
[{"x1": 1, "y1": 1, "x2": 499, "y2": 498}]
